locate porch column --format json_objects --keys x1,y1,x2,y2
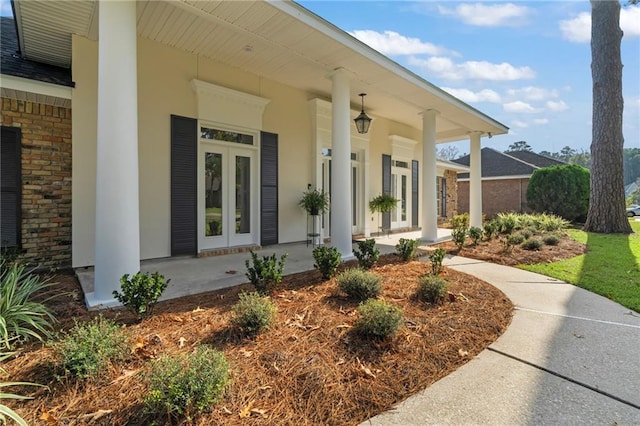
[
  {"x1": 92, "y1": 0, "x2": 140, "y2": 305},
  {"x1": 328, "y1": 68, "x2": 353, "y2": 259},
  {"x1": 469, "y1": 131, "x2": 483, "y2": 228},
  {"x1": 421, "y1": 110, "x2": 438, "y2": 241}
]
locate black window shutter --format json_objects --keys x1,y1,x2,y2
[
  {"x1": 1, "y1": 127, "x2": 22, "y2": 249},
  {"x1": 382, "y1": 154, "x2": 391, "y2": 229},
  {"x1": 412, "y1": 160, "x2": 419, "y2": 227},
  {"x1": 260, "y1": 132, "x2": 278, "y2": 246},
  {"x1": 170, "y1": 115, "x2": 197, "y2": 256}
]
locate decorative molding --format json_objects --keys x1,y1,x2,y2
[{"x1": 389, "y1": 134, "x2": 417, "y2": 160}]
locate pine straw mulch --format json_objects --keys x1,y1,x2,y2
[{"x1": 5, "y1": 255, "x2": 513, "y2": 426}]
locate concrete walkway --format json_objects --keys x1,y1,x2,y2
[{"x1": 363, "y1": 256, "x2": 640, "y2": 425}]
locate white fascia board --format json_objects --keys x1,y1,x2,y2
[
  {"x1": 0, "y1": 74, "x2": 72, "y2": 100},
  {"x1": 457, "y1": 174, "x2": 531, "y2": 182},
  {"x1": 268, "y1": 1, "x2": 508, "y2": 134}
]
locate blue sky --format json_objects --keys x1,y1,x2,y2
[
  {"x1": 298, "y1": 0, "x2": 640, "y2": 155},
  {"x1": 1, "y1": 1, "x2": 638, "y2": 155}
]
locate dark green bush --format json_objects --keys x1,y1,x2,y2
[
  {"x1": 417, "y1": 275, "x2": 449, "y2": 304},
  {"x1": 337, "y1": 268, "x2": 381, "y2": 301},
  {"x1": 355, "y1": 299, "x2": 403, "y2": 339},
  {"x1": 428, "y1": 248, "x2": 446, "y2": 276},
  {"x1": 395, "y1": 238, "x2": 419, "y2": 261},
  {"x1": 508, "y1": 234, "x2": 525, "y2": 245},
  {"x1": 468, "y1": 227, "x2": 483, "y2": 245},
  {"x1": 113, "y1": 271, "x2": 169, "y2": 320},
  {"x1": 312, "y1": 246, "x2": 341, "y2": 280},
  {"x1": 245, "y1": 251, "x2": 288, "y2": 295},
  {"x1": 483, "y1": 220, "x2": 498, "y2": 240},
  {"x1": 527, "y1": 164, "x2": 590, "y2": 222},
  {"x1": 542, "y1": 234, "x2": 561, "y2": 246},
  {"x1": 495, "y1": 214, "x2": 517, "y2": 235},
  {"x1": 53, "y1": 315, "x2": 128, "y2": 380},
  {"x1": 353, "y1": 239, "x2": 380, "y2": 269},
  {"x1": 231, "y1": 292, "x2": 276, "y2": 335},
  {"x1": 522, "y1": 238, "x2": 543, "y2": 251},
  {"x1": 145, "y1": 346, "x2": 230, "y2": 421},
  {"x1": 451, "y1": 228, "x2": 467, "y2": 249},
  {"x1": 520, "y1": 228, "x2": 534, "y2": 240}
]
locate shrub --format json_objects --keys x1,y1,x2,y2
[
  {"x1": 483, "y1": 220, "x2": 498, "y2": 240},
  {"x1": 112, "y1": 272, "x2": 169, "y2": 320},
  {"x1": 0, "y1": 261, "x2": 55, "y2": 349},
  {"x1": 522, "y1": 238, "x2": 543, "y2": 251},
  {"x1": 428, "y1": 248, "x2": 446, "y2": 276},
  {"x1": 231, "y1": 292, "x2": 277, "y2": 335},
  {"x1": 468, "y1": 227, "x2": 483, "y2": 245},
  {"x1": 312, "y1": 246, "x2": 341, "y2": 280},
  {"x1": 507, "y1": 234, "x2": 525, "y2": 245},
  {"x1": 353, "y1": 239, "x2": 380, "y2": 270},
  {"x1": 417, "y1": 275, "x2": 449, "y2": 304},
  {"x1": 355, "y1": 299, "x2": 403, "y2": 340},
  {"x1": 536, "y1": 213, "x2": 570, "y2": 232},
  {"x1": 451, "y1": 228, "x2": 467, "y2": 249},
  {"x1": 245, "y1": 251, "x2": 288, "y2": 295},
  {"x1": 395, "y1": 238, "x2": 419, "y2": 261},
  {"x1": 527, "y1": 164, "x2": 590, "y2": 222},
  {"x1": 145, "y1": 346, "x2": 230, "y2": 421},
  {"x1": 495, "y1": 213, "x2": 517, "y2": 235},
  {"x1": 520, "y1": 228, "x2": 534, "y2": 240},
  {"x1": 543, "y1": 234, "x2": 561, "y2": 246},
  {"x1": 450, "y1": 213, "x2": 469, "y2": 230},
  {"x1": 337, "y1": 268, "x2": 381, "y2": 301},
  {"x1": 53, "y1": 316, "x2": 128, "y2": 380}
]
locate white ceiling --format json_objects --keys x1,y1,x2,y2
[{"x1": 11, "y1": 0, "x2": 508, "y2": 142}]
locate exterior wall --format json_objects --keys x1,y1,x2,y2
[
  {"x1": 443, "y1": 169, "x2": 458, "y2": 221},
  {"x1": 1, "y1": 97, "x2": 72, "y2": 267},
  {"x1": 457, "y1": 177, "x2": 530, "y2": 219}
]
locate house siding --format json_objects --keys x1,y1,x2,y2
[
  {"x1": 457, "y1": 177, "x2": 530, "y2": 219},
  {"x1": 0, "y1": 97, "x2": 72, "y2": 267}
]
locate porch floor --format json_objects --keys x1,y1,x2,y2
[{"x1": 76, "y1": 229, "x2": 451, "y2": 308}]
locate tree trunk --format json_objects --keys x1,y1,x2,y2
[{"x1": 584, "y1": 0, "x2": 632, "y2": 234}]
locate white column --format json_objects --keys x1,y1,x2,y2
[
  {"x1": 469, "y1": 132, "x2": 483, "y2": 228},
  {"x1": 328, "y1": 68, "x2": 353, "y2": 259},
  {"x1": 421, "y1": 110, "x2": 438, "y2": 241},
  {"x1": 91, "y1": 0, "x2": 140, "y2": 306}
]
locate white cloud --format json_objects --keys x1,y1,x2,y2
[
  {"x1": 438, "y1": 3, "x2": 532, "y2": 27},
  {"x1": 503, "y1": 101, "x2": 540, "y2": 113},
  {"x1": 441, "y1": 87, "x2": 502, "y2": 103},
  {"x1": 560, "y1": 8, "x2": 640, "y2": 43},
  {"x1": 349, "y1": 30, "x2": 457, "y2": 56},
  {"x1": 512, "y1": 120, "x2": 529, "y2": 128},
  {"x1": 546, "y1": 100, "x2": 568, "y2": 112},
  {"x1": 507, "y1": 86, "x2": 559, "y2": 101},
  {"x1": 533, "y1": 118, "x2": 549, "y2": 125},
  {"x1": 409, "y1": 56, "x2": 535, "y2": 81}
]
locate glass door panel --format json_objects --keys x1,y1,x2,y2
[
  {"x1": 204, "y1": 152, "x2": 223, "y2": 238},
  {"x1": 235, "y1": 155, "x2": 251, "y2": 235}
]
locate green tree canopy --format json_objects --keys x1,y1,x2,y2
[{"x1": 527, "y1": 164, "x2": 590, "y2": 222}]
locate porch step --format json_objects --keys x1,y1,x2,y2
[{"x1": 198, "y1": 245, "x2": 261, "y2": 258}]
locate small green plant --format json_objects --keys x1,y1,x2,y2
[
  {"x1": 113, "y1": 272, "x2": 169, "y2": 320},
  {"x1": 508, "y1": 234, "x2": 525, "y2": 245},
  {"x1": 353, "y1": 239, "x2": 380, "y2": 269},
  {"x1": 337, "y1": 268, "x2": 381, "y2": 301},
  {"x1": 368, "y1": 193, "x2": 399, "y2": 214},
  {"x1": 245, "y1": 251, "x2": 288, "y2": 295},
  {"x1": 145, "y1": 346, "x2": 230, "y2": 421},
  {"x1": 451, "y1": 228, "x2": 467, "y2": 249},
  {"x1": 522, "y1": 238, "x2": 543, "y2": 251},
  {"x1": 468, "y1": 227, "x2": 483, "y2": 245},
  {"x1": 0, "y1": 260, "x2": 56, "y2": 349},
  {"x1": 312, "y1": 246, "x2": 342, "y2": 279},
  {"x1": 450, "y1": 213, "x2": 469, "y2": 250},
  {"x1": 450, "y1": 213, "x2": 469, "y2": 230},
  {"x1": 417, "y1": 275, "x2": 449, "y2": 304},
  {"x1": 298, "y1": 189, "x2": 329, "y2": 215},
  {"x1": 542, "y1": 234, "x2": 561, "y2": 246},
  {"x1": 355, "y1": 299, "x2": 403, "y2": 340},
  {"x1": 483, "y1": 220, "x2": 498, "y2": 240},
  {"x1": 520, "y1": 228, "x2": 534, "y2": 240},
  {"x1": 495, "y1": 213, "x2": 517, "y2": 235},
  {"x1": 395, "y1": 238, "x2": 419, "y2": 261},
  {"x1": 53, "y1": 315, "x2": 128, "y2": 380},
  {"x1": 231, "y1": 292, "x2": 277, "y2": 335},
  {"x1": 428, "y1": 248, "x2": 446, "y2": 276}
]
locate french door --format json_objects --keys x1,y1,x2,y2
[
  {"x1": 391, "y1": 166, "x2": 410, "y2": 229},
  {"x1": 199, "y1": 144, "x2": 256, "y2": 250},
  {"x1": 321, "y1": 156, "x2": 361, "y2": 236}
]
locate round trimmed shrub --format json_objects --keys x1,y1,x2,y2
[
  {"x1": 542, "y1": 234, "x2": 561, "y2": 246},
  {"x1": 355, "y1": 299, "x2": 403, "y2": 339},
  {"x1": 526, "y1": 164, "x2": 590, "y2": 222},
  {"x1": 522, "y1": 238, "x2": 543, "y2": 251},
  {"x1": 417, "y1": 275, "x2": 449, "y2": 305},
  {"x1": 337, "y1": 268, "x2": 381, "y2": 301},
  {"x1": 145, "y1": 346, "x2": 230, "y2": 420},
  {"x1": 231, "y1": 292, "x2": 276, "y2": 334}
]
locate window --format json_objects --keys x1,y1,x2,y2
[{"x1": 200, "y1": 126, "x2": 253, "y2": 145}]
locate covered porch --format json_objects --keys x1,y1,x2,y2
[{"x1": 76, "y1": 229, "x2": 452, "y2": 308}]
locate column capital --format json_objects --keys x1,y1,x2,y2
[
  {"x1": 326, "y1": 67, "x2": 355, "y2": 81},
  {"x1": 419, "y1": 109, "x2": 440, "y2": 117}
]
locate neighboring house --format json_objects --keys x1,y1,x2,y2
[
  {"x1": 0, "y1": 1, "x2": 507, "y2": 307},
  {"x1": 453, "y1": 148, "x2": 564, "y2": 218},
  {"x1": 625, "y1": 181, "x2": 639, "y2": 198}
]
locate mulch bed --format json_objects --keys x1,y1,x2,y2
[{"x1": 5, "y1": 255, "x2": 513, "y2": 425}]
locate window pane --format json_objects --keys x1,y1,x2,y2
[
  {"x1": 201, "y1": 127, "x2": 253, "y2": 145},
  {"x1": 236, "y1": 156, "x2": 251, "y2": 234},
  {"x1": 401, "y1": 175, "x2": 407, "y2": 221},
  {"x1": 205, "y1": 153, "x2": 223, "y2": 236},
  {"x1": 352, "y1": 166, "x2": 357, "y2": 226}
]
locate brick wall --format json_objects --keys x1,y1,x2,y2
[
  {"x1": 1, "y1": 98, "x2": 72, "y2": 268},
  {"x1": 444, "y1": 169, "x2": 458, "y2": 221},
  {"x1": 457, "y1": 177, "x2": 530, "y2": 219}
]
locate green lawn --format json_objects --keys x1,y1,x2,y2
[{"x1": 522, "y1": 220, "x2": 640, "y2": 313}]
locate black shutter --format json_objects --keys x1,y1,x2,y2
[
  {"x1": 1, "y1": 127, "x2": 22, "y2": 248},
  {"x1": 412, "y1": 160, "x2": 419, "y2": 227},
  {"x1": 260, "y1": 132, "x2": 278, "y2": 246},
  {"x1": 170, "y1": 115, "x2": 197, "y2": 256},
  {"x1": 382, "y1": 154, "x2": 391, "y2": 229}
]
